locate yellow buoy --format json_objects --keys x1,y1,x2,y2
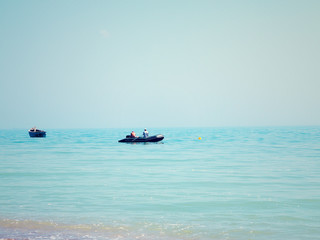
[{"x1": 198, "y1": 137, "x2": 201, "y2": 140}]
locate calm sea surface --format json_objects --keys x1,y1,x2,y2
[{"x1": 0, "y1": 127, "x2": 319, "y2": 240}]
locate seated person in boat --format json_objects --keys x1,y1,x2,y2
[
  {"x1": 143, "y1": 129, "x2": 149, "y2": 138},
  {"x1": 131, "y1": 131, "x2": 137, "y2": 137}
]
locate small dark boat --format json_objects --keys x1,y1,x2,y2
[
  {"x1": 28, "y1": 127, "x2": 46, "y2": 138},
  {"x1": 119, "y1": 134, "x2": 164, "y2": 143}
]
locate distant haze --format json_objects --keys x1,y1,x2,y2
[{"x1": 1, "y1": 0, "x2": 319, "y2": 129}]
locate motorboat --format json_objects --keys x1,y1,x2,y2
[
  {"x1": 28, "y1": 127, "x2": 46, "y2": 137},
  {"x1": 118, "y1": 134, "x2": 164, "y2": 143}
]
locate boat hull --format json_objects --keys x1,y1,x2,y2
[
  {"x1": 29, "y1": 131, "x2": 46, "y2": 138},
  {"x1": 119, "y1": 134, "x2": 164, "y2": 143}
]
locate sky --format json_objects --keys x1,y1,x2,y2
[{"x1": 0, "y1": 0, "x2": 319, "y2": 129}]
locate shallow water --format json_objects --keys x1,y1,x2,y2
[{"x1": 0, "y1": 127, "x2": 319, "y2": 239}]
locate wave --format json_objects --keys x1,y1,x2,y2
[{"x1": 0, "y1": 218, "x2": 197, "y2": 240}]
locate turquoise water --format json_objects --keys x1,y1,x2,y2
[{"x1": 0, "y1": 127, "x2": 319, "y2": 240}]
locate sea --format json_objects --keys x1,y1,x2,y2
[{"x1": 0, "y1": 127, "x2": 319, "y2": 240}]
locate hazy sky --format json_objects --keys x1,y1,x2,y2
[{"x1": 1, "y1": 0, "x2": 319, "y2": 128}]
